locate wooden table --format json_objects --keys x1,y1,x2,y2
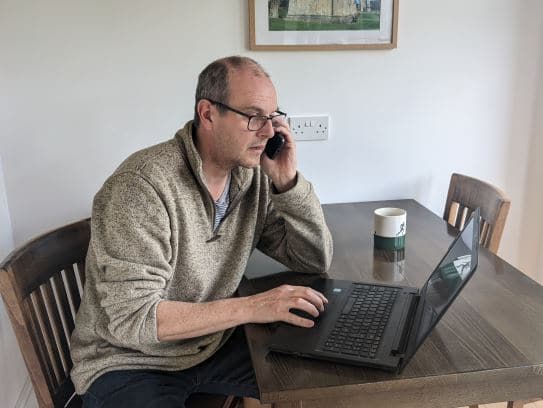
[{"x1": 240, "y1": 200, "x2": 543, "y2": 408}]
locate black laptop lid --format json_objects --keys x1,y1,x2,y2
[{"x1": 400, "y1": 208, "x2": 480, "y2": 368}]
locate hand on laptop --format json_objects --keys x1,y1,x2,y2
[{"x1": 243, "y1": 285, "x2": 328, "y2": 328}]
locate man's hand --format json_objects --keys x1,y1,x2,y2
[
  {"x1": 244, "y1": 285, "x2": 328, "y2": 328},
  {"x1": 260, "y1": 120, "x2": 297, "y2": 193},
  {"x1": 157, "y1": 284, "x2": 328, "y2": 341}
]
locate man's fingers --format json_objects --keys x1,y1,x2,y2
[
  {"x1": 285, "y1": 313, "x2": 315, "y2": 328},
  {"x1": 272, "y1": 122, "x2": 294, "y2": 143},
  {"x1": 249, "y1": 285, "x2": 329, "y2": 326},
  {"x1": 290, "y1": 298, "x2": 320, "y2": 317},
  {"x1": 289, "y1": 287, "x2": 328, "y2": 312},
  {"x1": 312, "y1": 288, "x2": 329, "y2": 304}
]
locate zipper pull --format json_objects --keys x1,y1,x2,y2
[{"x1": 206, "y1": 235, "x2": 222, "y2": 243}]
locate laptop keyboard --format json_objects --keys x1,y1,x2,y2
[{"x1": 321, "y1": 284, "x2": 400, "y2": 359}]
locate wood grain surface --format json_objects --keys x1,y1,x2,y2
[{"x1": 241, "y1": 200, "x2": 543, "y2": 408}]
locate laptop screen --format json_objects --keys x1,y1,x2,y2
[{"x1": 410, "y1": 209, "x2": 479, "y2": 354}]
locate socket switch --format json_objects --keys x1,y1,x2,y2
[{"x1": 289, "y1": 115, "x2": 329, "y2": 141}]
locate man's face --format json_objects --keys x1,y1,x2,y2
[{"x1": 211, "y1": 68, "x2": 279, "y2": 169}]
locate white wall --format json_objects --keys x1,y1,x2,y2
[
  {"x1": 1, "y1": 0, "x2": 543, "y2": 404},
  {"x1": 0, "y1": 0, "x2": 540, "y2": 260},
  {"x1": 1, "y1": 0, "x2": 542, "y2": 265}
]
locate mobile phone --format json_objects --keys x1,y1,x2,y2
[{"x1": 264, "y1": 132, "x2": 285, "y2": 159}]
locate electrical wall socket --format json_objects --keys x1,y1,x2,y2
[{"x1": 289, "y1": 115, "x2": 329, "y2": 141}]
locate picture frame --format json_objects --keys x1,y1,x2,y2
[{"x1": 249, "y1": 0, "x2": 398, "y2": 50}]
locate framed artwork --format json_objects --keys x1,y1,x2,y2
[{"x1": 249, "y1": 0, "x2": 398, "y2": 50}]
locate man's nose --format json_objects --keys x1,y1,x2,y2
[{"x1": 259, "y1": 119, "x2": 275, "y2": 139}]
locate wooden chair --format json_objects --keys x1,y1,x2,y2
[
  {"x1": 444, "y1": 175, "x2": 535, "y2": 408},
  {"x1": 0, "y1": 219, "x2": 240, "y2": 408},
  {"x1": 444, "y1": 173, "x2": 511, "y2": 254}
]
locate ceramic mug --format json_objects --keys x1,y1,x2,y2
[{"x1": 374, "y1": 207, "x2": 406, "y2": 250}]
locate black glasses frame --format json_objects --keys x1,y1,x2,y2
[{"x1": 206, "y1": 99, "x2": 287, "y2": 131}]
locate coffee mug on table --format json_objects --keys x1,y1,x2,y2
[{"x1": 374, "y1": 208, "x2": 406, "y2": 250}]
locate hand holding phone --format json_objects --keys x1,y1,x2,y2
[
  {"x1": 261, "y1": 127, "x2": 297, "y2": 192},
  {"x1": 264, "y1": 132, "x2": 285, "y2": 160}
]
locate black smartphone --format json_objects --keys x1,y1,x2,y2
[{"x1": 264, "y1": 132, "x2": 285, "y2": 159}]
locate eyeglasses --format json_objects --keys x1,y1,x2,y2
[{"x1": 207, "y1": 99, "x2": 287, "y2": 131}]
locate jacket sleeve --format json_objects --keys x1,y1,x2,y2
[
  {"x1": 256, "y1": 172, "x2": 333, "y2": 273},
  {"x1": 91, "y1": 171, "x2": 172, "y2": 350}
]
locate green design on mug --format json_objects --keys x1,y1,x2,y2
[{"x1": 374, "y1": 234, "x2": 406, "y2": 250}]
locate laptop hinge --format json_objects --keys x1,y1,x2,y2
[{"x1": 391, "y1": 294, "x2": 420, "y2": 356}]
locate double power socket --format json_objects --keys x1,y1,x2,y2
[{"x1": 288, "y1": 115, "x2": 330, "y2": 141}]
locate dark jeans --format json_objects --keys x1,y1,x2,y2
[{"x1": 83, "y1": 327, "x2": 259, "y2": 408}]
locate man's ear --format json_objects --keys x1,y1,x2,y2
[{"x1": 197, "y1": 99, "x2": 214, "y2": 129}]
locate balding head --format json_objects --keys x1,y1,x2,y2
[{"x1": 193, "y1": 56, "x2": 270, "y2": 127}]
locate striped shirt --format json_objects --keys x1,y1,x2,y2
[{"x1": 213, "y1": 173, "x2": 231, "y2": 231}]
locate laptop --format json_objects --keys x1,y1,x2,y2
[{"x1": 263, "y1": 208, "x2": 480, "y2": 373}]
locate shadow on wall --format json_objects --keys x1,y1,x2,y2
[
  {"x1": 0, "y1": 154, "x2": 15, "y2": 260},
  {"x1": 384, "y1": 174, "x2": 436, "y2": 211},
  {"x1": 0, "y1": 155, "x2": 29, "y2": 408},
  {"x1": 0, "y1": 302, "x2": 29, "y2": 408},
  {"x1": 518, "y1": 38, "x2": 543, "y2": 283}
]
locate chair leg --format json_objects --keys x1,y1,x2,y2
[
  {"x1": 222, "y1": 395, "x2": 242, "y2": 408},
  {"x1": 507, "y1": 401, "x2": 524, "y2": 408},
  {"x1": 243, "y1": 397, "x2": 272, "y2": 408}
]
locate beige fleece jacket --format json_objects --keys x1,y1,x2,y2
[{"x1": 70, "y1": 121, "x2": 333, "y2": 394}]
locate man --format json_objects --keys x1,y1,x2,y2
[{"x1": 71, "y1": 56, "x2": 333, "y2": 407}]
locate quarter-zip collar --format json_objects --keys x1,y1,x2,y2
[{"x1": 174, "y1": 121, "x2": 254, "y2": 235}]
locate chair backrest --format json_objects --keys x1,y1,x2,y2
[
  {"x1": 443, "y1": 173, "x2": 510, "y2": 253},
  {"x1": 0, "y1": 219, "x2": 90, "y2": 408}
]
